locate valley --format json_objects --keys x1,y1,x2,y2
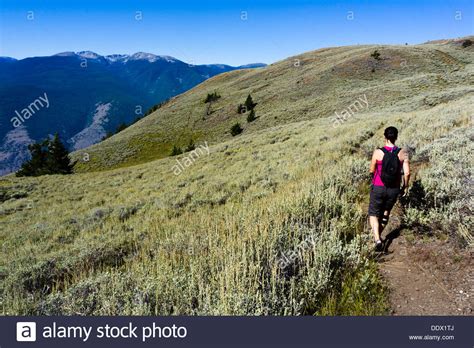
[{"x1": 0, "y1": 52, "x2": 264, "y2": 175}]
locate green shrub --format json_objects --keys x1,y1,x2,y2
[
  {"x1": 170, "y1": 145, "x2": 182, "y2": 156},
  {"x1": 204, "y1": 92, "x2": 221, "y2": 103},
  {"x1": 230, "y1": 123, "x2": 243, "y2": 136},
  {"x1": 115, "y1": 122, "x2": 128, "y2": 133},
  {"x1": 401, "y1": 128, "x2": 473, "y2": 245},
  {"x1": 462, "y1": 39, "x2": 472, "y2": 48},
  {"x1": 370, "y1": 50, "x2": 381, "y2": 60},
  {"x1": 237, "y1": 104, "x2": 246, "y2": 114},
  {"x1": 185, "y1": 139, "x2": 196, "y2": 152},
  {"x1": 247, "y1": 109, "x2": 256, "y2": 122}
]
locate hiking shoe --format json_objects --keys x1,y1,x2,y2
[{"x1": 375, "y1": 240, "x2": 383, "y2": 252}]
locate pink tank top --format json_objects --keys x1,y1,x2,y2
[{"x1": 372, "y1": 146, "x2": 402, "y2": 187}]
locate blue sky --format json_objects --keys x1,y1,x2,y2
[{"x1": 0, "y1": 0, "x2": 472, "y2": 65}]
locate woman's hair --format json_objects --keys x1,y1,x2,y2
[{"x1": 384, "y1": 126, "x2": 398, "y2": 143}]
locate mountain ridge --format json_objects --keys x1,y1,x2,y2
[{"x1": 2, "y1": 51, "x2": 267, "y2": 67}]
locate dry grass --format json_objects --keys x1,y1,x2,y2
[
  {"x1": 71, "y1": 39, "x2": 474, "y2": 172},
  {"x1": 0, "y1": 39, "x2": 472, "y2": 315}
]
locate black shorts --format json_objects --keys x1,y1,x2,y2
[{"x1": 368, "y1": 185, "x2": 400, "y2": 217}]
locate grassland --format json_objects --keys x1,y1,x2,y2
[
  {"x1": 71, "y1": 38, "x2": 473, "y2": 172},
  {"x1": 0, "y1": 38, "x2": 473, "y2": 315}
]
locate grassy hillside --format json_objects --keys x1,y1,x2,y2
[
  {"x1": 72, "y1": 38, "x2": 473, "y2": 172},
  {"x1": 1, "y1": 38, "x2": 473, "y2": 315}
]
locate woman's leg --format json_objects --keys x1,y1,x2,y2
[
  {"x1": 370, "y1": 215, "x2": 381, "y2": 242},
  {"x1": 368, "y1": 186, "x2": 385, "y2": 247},
  {"x1": 380, "y1": 187, "x2": 400, "y2": 233},
  {"x1": 378, "y1": 210, "x2": 391, "y2": 236}
]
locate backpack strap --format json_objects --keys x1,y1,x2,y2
[{"x1": 380, "y1": 147, "x2": 401, "y2": 154}]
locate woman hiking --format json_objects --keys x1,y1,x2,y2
[{"x1": 369, "y1": 126, "x2": 410, "y2": 251}]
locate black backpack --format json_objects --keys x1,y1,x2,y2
[{"x1": 380, "y1": 147, "x2": 401, "y2": 187}]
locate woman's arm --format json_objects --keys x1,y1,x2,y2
[
  {"x1": 369, "y1": 149, "x2": 378, "y2": 174},
  {"x1": 400, "y1": 148, "x2": 411, "y2": 195},
  {"x1": 402, "y1": 149, "x2": 410, "y2": 187}
]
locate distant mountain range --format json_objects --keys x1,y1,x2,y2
[{"x1": 0, "y1": 52, "x2": 265, "y2": 175}]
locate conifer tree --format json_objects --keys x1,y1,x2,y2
[
  {"x1": 244, "y1": 94, "x2": 257, "y2": 111},
  {"x1": 16, "y1": 134, "x2": 74, "y2": 177},
  {"x1": 16, "y1": 141, "x2": 48, "y2": 177},
  {"x1": 204, "y1": 92, "x2": 221, "y2": 103},
  {"x1": 230, "y1": 123, "x2": 243, "y2": 136},
  {"x1": 247, "y1": 109, "x2": 256, "y2": 122},
  {"x1": 46, "y1": 133, "x2": 74, "y2": 174}
]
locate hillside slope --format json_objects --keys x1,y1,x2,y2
[
  {"x1": 73, "y1": 38, "x2": 474, "y2": 171},
  {"x1": 1, "y1": 38, "x2": 472, "y2": 315},
  {"x1": 0, "y1": 52, "x2": 263, "y2": 175}
]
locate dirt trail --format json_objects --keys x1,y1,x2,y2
[
  {"x1": 377, "y1": 205, "x2": 473, "y2": 315},
  {"x1": 363, "y1": 158, "x2": 474, "y2": 315}
]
